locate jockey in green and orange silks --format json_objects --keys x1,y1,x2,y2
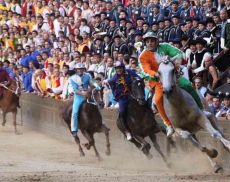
[{"x1": 139, "y1": 32, "x2": 203, "y2": 137}]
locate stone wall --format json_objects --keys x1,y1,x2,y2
[{"x1": 20, "y1": 93, "x2": 230, "y2": 169}]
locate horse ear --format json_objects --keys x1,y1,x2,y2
[{"x1": 141, "y1": 77, "x2": 145, "y2": 82}]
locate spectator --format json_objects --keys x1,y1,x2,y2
[
  {"x1": 22, "y1": 65, "x2": 33, "y2": 93},
  {"x1": 216, "y1": 93, "x2": 230, "y2": 118},
  {"x1": 0, "y1": 0, "x2": 227, "y2": 113},
  {"x1": 194, "y1": 77, "x2": 208, "y2": 98},
  {"x1": 210, "y1": 96, "x2": 223, "y2": 115}
]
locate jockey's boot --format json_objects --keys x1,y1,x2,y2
[
  {"x1": 166, "y1": 126, "x2": 175, "y2": 137},
  {"x1": 71, "y1": 131, "x2": 78, "y2": 137},
  {"x1": 125, "y1": 132, "x2": 132, "y2": 141},
  {"x1": 119, "y1": 112, "x2": 132, "y2": 141}
]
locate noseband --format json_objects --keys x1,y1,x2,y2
[
  {"x1": 159, "y1": 59, "x2": 183, "y2": 79},
  {"x1": 130, "y1": 80, "x2": 145, "y2": 103}
]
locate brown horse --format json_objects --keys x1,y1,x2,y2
[
  {"x1": 0, "y1": 78, "x2": 21, "y2": 134},
  {"x1": 63, "y1": 88, "x2": 111, "y2": 160}
]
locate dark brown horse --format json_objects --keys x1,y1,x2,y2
[
  {"x1": 63, "y1": 88, "x2": 111, "y2": 160},
  {"x1": 116, "y1": 78, "x2": 171, "y2": 166},
  {"x1": 0, "y1": 78, "x2": 21, "y2": 134}
]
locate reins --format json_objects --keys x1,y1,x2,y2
[{"x1": 0, "y1": 78, "x2": 20, "y2": 96}]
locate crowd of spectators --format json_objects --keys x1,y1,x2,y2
[{"x1": 0, "y1": 0, "x2": 229, "y2": 119}]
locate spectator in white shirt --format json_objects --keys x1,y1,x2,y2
[{"x1": 79, "y1": 18, "x2": 91, "y2": 35}]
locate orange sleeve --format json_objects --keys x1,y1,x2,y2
[{"x1": 139, "y1": 51, "x2": 157, "y2": 77}]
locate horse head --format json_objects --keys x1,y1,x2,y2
[
  {"x1": 2, "y1": 77, "x2": 21, "y2": 97},
  {"x1": 158, "y1": 57, "x2": 177, "y2": 95},
  {"x1": 130, "y1": 77, "x2": 146, "y2": 105},
  {"x1": 88, "y1": 87, "x2": 104, "y2": 109}
]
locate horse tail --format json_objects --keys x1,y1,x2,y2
[{"x1": 61, "y1": 100, "x2": 73, "y2": 123}]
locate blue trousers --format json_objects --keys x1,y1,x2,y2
[
  {"x1": 118, "y1": 96, "x2": 129, "y2": 113},
  {"x1": 71, "y1": 94, "x2": 85, "y2": 132}
]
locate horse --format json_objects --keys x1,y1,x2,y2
[
  {"x1": 116, "y1": 77, "x2": 171, "y2": 167},
  {"x1": 158, "y1": 58, "x2": 230, "y2": 173},
  {"x1": 0, "y1": 78, "x2": 21, "y2": 134},
  {"x1": 62, "y1": 88, "x2": 111, "y2": 160}
]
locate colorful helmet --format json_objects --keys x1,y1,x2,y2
[
  {"x1": 114, "y1": 61, "x2": 125, "y2": 68},
  {"x1": 143, "y1": 31, "x2": 158, "y2": 41},
  {"x1": 75, "y1": 63, "x2": 85, "y2": 69}
]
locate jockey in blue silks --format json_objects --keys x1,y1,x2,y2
[
  {"x1": 108, "y1": 61, "x2": 140, "y2": 141},
  {"x1": 69, "y1": 63, "x2": 95, "y2": 137}
]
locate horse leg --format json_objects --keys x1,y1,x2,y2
[
  {"x1": 160, "y1": 126, "x2": 177, "y2": 157},
  {"x1": 2, "y1": 111, "x2": 6, "y2": 126},
  {"x1": 98, "y1": 124, "x2": 111, "y2": 156},
  {"x1": 133, "y1": 135, "x2": 152, "y2": 159},
  {"x1": 175, "y1": 128, "x2": 222, "y2": 173},
  {"x1": 200, "y1": 118, "x2": 230, "y2": 152},
  {"x1": 149, "y1": 133, "x2": 171, "y2": 168},
  {"x1": 82, "y1": 130, "x2": 101, "y2": 160},
  {"x1": 74, "y1": 134, "x2": 85, "y2": 157},
  {"x1": 12, "y1": 110, "x2": 21, "y2": 135}
]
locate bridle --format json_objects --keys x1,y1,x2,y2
[
  {"x1": 159, "y1": 59, "x2": 183, "y2": 79},
  {"x1": 87, "y1": 88, "x2": 103, "y2": 106},
  {"x1": 130, "y1": 79, "x2": 145, "y2": 103}
]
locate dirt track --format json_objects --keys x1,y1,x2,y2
[{"x1": 1, "y1": 122, "x2": 230, "y2": 182}]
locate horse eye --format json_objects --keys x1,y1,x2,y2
[{"x1": 138, "y1": 82, "x2": 141, "y2": 86}]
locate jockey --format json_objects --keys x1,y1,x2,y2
[
  {"x1": 139, "y1": 32, "x2": 204, "y2": 137},
  {"x1": 108, "y1": 61, "x2": 140, "y2": 141},
  {"x1": 0, "y1": 62, "x2": 11, "y2": 85},
  {"x1": 69, "y1": 63, "x2": 93, "y2": 137},
  {"x1": 0, "y1": 62, "x2": 11, "y2": 98}
]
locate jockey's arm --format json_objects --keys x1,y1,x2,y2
[
  {"x1": 89, "y1": 79, "x2": 101, "y2": 91},
  {"x1": 139, "y1": 51, "x2": 157, "y2": 77},
  {"x1": 161, "y1": 43, "x2": 184, "y2": 63},
  {"x1": 129, "y1": 69, "x2": 140, "y2": 79},
  {"x1": 69, "y1": 76, "x2": 86, "y2": 97}
]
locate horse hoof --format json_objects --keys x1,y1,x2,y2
[
  {"x1": 166, "y1": 162, "x2": 172, "y2": 169},
  {"x1": 83, "y1": 143, "x2": 90, "y2": 150},
  {"x1": 209, "y1": 149, "x2": 218, "y2": 158},
  {"x1": 146, "y1": 153, "x2": 153, "y2": 160},
  {"x1": 141, "y1": 143, "x2": 151, "y2": 151},
  {"x1": 15, "y1": 131, "x2": 22, "y2": 135},
  {"x1": 105, "y1": 150, "x2": 111, "y2": 156},
  {"x1": 97, "y1": 156, "x2": 103, "y2": 161},
  {"x1": 79, "y1": 151, "x2": 85, "y2": 157},
  {"x1": 214, "y1": 165, "x2": 223, "y2": 173},
  {"x1": 2, "y1": 122, "x2": 6, "y2": 126}
]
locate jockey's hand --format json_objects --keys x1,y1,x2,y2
[
  {"x1": 154, "y1": 73, "x2": 160, "y2": 78},
  {"x1": 81, "y1": 91, "x2": 89, "y2": 98},
  {"x1": 223, "y1": 48, "x2": 229, "y2": 54}
]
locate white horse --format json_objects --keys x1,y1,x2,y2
[{"x1": 158, "y1": 59, "x2": 230, "y2": 173}]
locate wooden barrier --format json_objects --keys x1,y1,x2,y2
[{"x1": 20, "y1": 93, "x2": 230, "y2": 169}]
